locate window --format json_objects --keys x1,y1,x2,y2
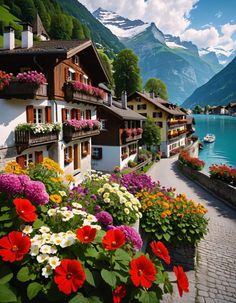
[
  {"x1": 153, "y1": 112, "x2": 162, "y2": 118},
  {"x1": 156, "y1": 122, "x2": 163, "y2": 128},
  {"x1": 137, "y1": 104, "x2": 147, "y2": 110},
  {"x1": 140, "y1": 113, "x2": 147, "y2": 117},
  {"x1": 33, "y1": 108, "x2": 43, "y2": 123},
  {"x1": 16, "y1": 151, "x2": 43, "y2": 169},
  {"x1": 83, "y1": 75, "x2": 88, "y2": 85},
  {"x1": 64, "y1": 146, "x2": 72, "y2": 166},
  {"x1": 74, "y1": 55, "x2": 79, "y2": 65},
  {"x1": 81, "y1": 141, "x2": 90, "y2": 158},
  {"x1": 128, "y1": 105, "x2": 134, "y2": 110},
  {"x1": 68, "y1": 68, "x2": 76, "y2": 81},
  {"x1": 92, "y1": 147, "x2": 103, "y2": 160},
  {"x1": 100, "y1": 119, "x2": 107, "y2": 130},
  {"x1": 129, "y1": 143, "x2": 137, "y2": 155}
]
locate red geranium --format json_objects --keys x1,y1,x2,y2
[
  {"x1": 150, "y1": 240, "x2": 171, "y2": 264},
  {"x1": 129, "y1": 255, "x2": 156, "y2": 289},
  {"x1": 102, "y1": 229, "x2": 125, "y2": 250},
  {"x1": 54, "y1": 259, "x2": 86, "y2": 295},
  {"x1": 113, "y1": 284, "x2": 126, "y2": 303},
  {"x1": 0, "y1": 231, "x2": 31, "y2": 262},
  {"x1": 174, "y1": 265, "x2": 189, "y2": 297},
  {"x1": 76, "y1": 225, "x2": 96, "y2": 243},
  {"x1": 13, "y1": 198, "x2": 37, "y2": 222}
]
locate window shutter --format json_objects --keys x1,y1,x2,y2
[
  {"x1": 62, "y1": 108, "x2": 67, "y2": 123},
  {"x1": 26, "y1": 105, "x2": 34, "y2": 123},
  {"x1": 86, "y1": 141, "x2": 90, "y2": 155},
  {"x1": 75, "y1": 73, "x2": 79, "y2": 81},
  {"x1": 86, "y1": 110, "x2": 91, "y2": 119},
  {"x1": 65, "y1": 67, "x2": 69, "y2": 81},
  {"x1": 74, "y1": 144, "x2": 79, "y2": 170},
  {"x1": 45, "y1": 106, "x2": 52, "y2": 123},
  {"x1": 16, "y1": 155, "x2": 26, "y2": 169},
  {"x1": 71, "y1": 108, "x2": 77, "y2": 119},
  {"x1": 69, "y1": 146, "x2": 73, "y2": 159},
  {"x1": 76, "y1": 109, "x2": 81, "y2": 120},
  {"x1": 35, "y1": 151, "x2": 43, "y2": 163}
]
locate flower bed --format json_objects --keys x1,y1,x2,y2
[
  {"x1": 179, "y1": 150, "x2": 205, "y2": 171},
  {"x1": 0, "y1": 161, "x2": 190, "y2": 302},
  {"x1": 209, "y1": 164, "x2": 236, "y2": 186}
]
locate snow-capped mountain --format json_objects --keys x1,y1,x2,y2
[
  {"x1": 165, "y1": 35, "x2": 198, "y2": 54},
  {"x1": 199, "y1": 47, "x2": 235, "y2": 65}
]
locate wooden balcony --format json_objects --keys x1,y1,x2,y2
[
  {"x1": 64, "y1": 83, "x2": 103, "y2": 105},
  {"x1": 63, "y1": 124, "x2": 100, "y2": 143},
  {"x1": 0, "y1": 82, "x2": 47, "y2": 99},
  {"x1": 15, "y1": 130, "x2": 58, "y2": 153},
  {"x1": 168, "y1": 130, "x2": 187, "y2": 141},
  {"x1": 167, "y1": 119, "x2": 187, "y2": 128},
  {"x1": 120, "y1": 129, "x2": 142, "y2": 144}
]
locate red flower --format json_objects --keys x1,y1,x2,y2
[
  {"x1": 54, "y1": 259, "x2": 86, "y2": 295},
  {"x1": 129, "y1": 255, "x2": 156, "y2": 289},
  {"x1": 0, "y1": 231, "x2": 31, "y2": 262},
  {"x1": 102, "y1": 229, "x2": 125, "y2": 250},
  {"x1": 76, "y1": 225, "x2": 96, "y2": 244},
  {"x1": 174, "y1": 265, "x2": 189, "y2": 297},
  {"x1": 150, "y1": 240, "x2": 171, "y2": 265},
  {"x1": 113, "y1": 284, "x2": 126, "y2": 303},
  {"x1": 13, "y1": 198, "x2": 37, "y2": 222}
]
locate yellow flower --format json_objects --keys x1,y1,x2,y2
[
  {"x1": 161, "y1": 212, "x2": 167, "y2": 218},
  {"x1": 65, "y1": 174, "x2": 75, "y2": 183},
  {"x1": 42, "y1": 158, "x2": 64, "y2": 174},
  {"x1": 50, "y1": 194, "x2": 62, "y2": 204},
  {"x1": 147, "y1": 201, "x2": 152, "y2": 207},
  {"x1": 4, "y1": 161, "x2": 27, "y2": 175}
]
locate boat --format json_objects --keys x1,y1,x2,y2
[{"x1": 203, "y1": 134, "x2": 215, "y2": 143}]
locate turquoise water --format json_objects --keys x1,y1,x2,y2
[{"x1": 193, "y1": 114, "x2": 236, "y2": 170}]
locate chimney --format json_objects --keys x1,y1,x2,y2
[
  {"x1": 121, "y1": 91, "x2": 127, "y2": 109},
  {"x1": 150, "y1": 91, "x2": 155, "y2": 99},
  {"x1": 21, "y1": 23, "x2": 33, "y2": 49},
  {"x1": 3, "y1": 26, "x2": 15, "y2": 50},
  {"x1": 108, "y1": 93, "x2": 113, "y2": 107}
]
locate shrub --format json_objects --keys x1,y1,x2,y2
[
  {"x1": 209, "y1": 164, "x2": 236, "y2": 186},
  {"x1": 179, "y1": 150, "x2": 205, "y2": 171},
  {"x1": 128, "y1": 160, "x2": 137, "y2": 168}
]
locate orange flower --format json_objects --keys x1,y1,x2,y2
[{"x1": 161, "y1": 212, "x2": 167, "y2": 218}]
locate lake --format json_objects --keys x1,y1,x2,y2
[{"x1": 193, "y1": 114, "x2": 236, "y2": 170}]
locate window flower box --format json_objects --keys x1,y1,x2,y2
[
  {"x1": 120, "y1": 128, "x2": 142, "y2": 144},
  {"x1": 63, "y1": 122, "x2": 100, "y2": 143}
]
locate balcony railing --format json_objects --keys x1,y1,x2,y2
[
  {"x1": 15, "y1": 130, "x2": 58, "y2": 153},
  {"x1": 63, "y1": 124, "x2": 100, "y2": 143},
  {"x1": 0, "y1": 82, "x2": 47, "y2": 99},
  {"x1": 167, "y1": 119, "x2": 187, "y2": 128},
  {"x1": 64, "y1": 82, "x2": 104, "y2": 104},
  {"x1": 120, "y1": 128, "x2": 142, "y2": 144},
  {"x1": 168, "y1": 129, "x2": 187, "y2": 140}
]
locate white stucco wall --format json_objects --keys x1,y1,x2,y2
[{"x1": 121, "y1": 153, "x2": 137, "y2": 169}]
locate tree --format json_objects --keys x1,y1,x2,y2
[
  {"x1": 15, "y1": 0, "x2": 36, "y2": 22},
  {"x1": 142, "y1": 117, "x2": 161, "y2": 150},
  {"x1": 192, "y1": 105, "x2": 203, "y2": 114},
  {"x1": 98, "y1": 50, "x2": 113, "y2": 85},
  {"x1": 82, "y1": 24, "x2": 91, "y2": 39},
  {"x1": 144, "y1": 78, "x2": 168, "y2": 100},
  {"x1": 113, "y1": 49, "x2": 142, "y2": 98},
  {"x1": 50, "y1": 14, "x2": 72, "y2": 40},
  {"x1": 72, "y1": 18, "x2": 85, "y2": 39}
]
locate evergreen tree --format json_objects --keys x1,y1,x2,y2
[
  {"x1": 72, "y1": 18, "x2": 85, "y2": 39},
  {"x1": 82, "y1": 24, "x2": 90, "y2": 39},
  {"x1": 113, "y1": 49, "x2": 142, "y2": 98},
  {"x1": 98, "y1": 50, "x2": 113, "y2": 85},
  {"x1": 34, "y1": 0, "x2": 51, "y2": 31},
  {"x1": 142, "y1": 117, "x2": 161, "y2": 150},
  {"x1": 50, "y1": 13, "x2": 72, "y2": 39},
  {"x1": 144, "y1": 78, "x2": 168, "y2": 100},
  {"x1": 15, "y1": 0, "x2": 36, "y2": 22}
]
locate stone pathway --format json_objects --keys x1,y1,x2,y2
[{"x1": 148, "y1": 157, "x2": 236, "y2": 303}]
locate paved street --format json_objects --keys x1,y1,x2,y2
[{"x1": 148, "y1": 157, "x2": 236, "y2": 303}]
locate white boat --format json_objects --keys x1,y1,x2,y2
[{"x1": 203, "y1": 134, "x2": 215, "y2": 143}]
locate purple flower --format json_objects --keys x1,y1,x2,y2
[
  {"x1": 120, "y1": 172, "x2": 156, "y2": 194},
  {"x1": 0, "y1": 173, "x2": 23, "y2": 195},
  {"x1": 95, "y1": 211, "x2": 113, "y2": 227},
  {"x1": 24, "y1": 180, "x2": 49, "y2": 205},
  {"x1": 90, "y1": 194, "x2": 97, "y2": 201},
  {"x1": 18, "y1": 175, "x2": 30, "y2": 189},
  {"x1": 94, "y1": 205, "x2": 101, "y2": 213},
  {"x1": 115, "y1": 225, "x2": 143, "y2": 251}
]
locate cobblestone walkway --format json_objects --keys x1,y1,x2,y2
[{"x1": 148, "y1": 158, "x2": 236, "y2": 303}]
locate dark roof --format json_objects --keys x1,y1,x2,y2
[
  {"x1": 32, "y1": 14, "x2": 49, "y2": 39},
  {"x1": 226, "y1": 102, "x2": 236, "y2": 108},
  {"x1": 139, "y1": 92, "x2": 169, "y2": 104},
  {"x1": 0, "y1": 39, "x2": 91, "y2": 56},
  {"x1": 130, "y1": 92, "x2": 186, "y2": 116},
  {"x1": 101, "y1": 100, "x2": 146, "y2": 121}
]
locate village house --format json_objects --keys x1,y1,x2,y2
[
  {"x1": 0, "y1": 23, "x2": 109, "y2": 182},
  {"x1": 92, "y1": 92, "x2": 145, "y2": 172},
  {"x1": 226, "y1": 102, "x2": 236, "y2": 116},
  {"x1": 128, "y1": 92, "x2": 187, "y2": 157}
]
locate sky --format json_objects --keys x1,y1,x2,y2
[{"x1": 79, "y1": 0, "x2": 236, "y2": 52}]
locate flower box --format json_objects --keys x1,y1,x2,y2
[
  {"x1": 64, "y1": 83, "x2": 104, "y2": 104},
  {"x1": 120, "y1": 129, "x2": 142, "y2": 144},
  {"x1": 0, "y1": 81, "x2": 47, "y2": 99},
  {"x1": 63, "y1": 124, "x2": 100, "y2": 143}
]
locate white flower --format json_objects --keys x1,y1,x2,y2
[
  {"x1": 124, "y1": 208, "x2": 130, "y2": 215},
  {"x1": 72, "y1": 202, "x2": 82, "y2": 209},
  {"x1": 42, "y1": 265, "x2": 52, "y2": 278},
  {"x1": 40, "y1": 245, "x2": 52, "y2": 254},
  {"x1": 62, "y1": 211, "x2": 74, "y2": 221},
  {"x1": 72, "y1": 209, "x2": 85, "y2": 215},
  {"x1": 48, "y1": 256, "x2": 60, "y2": 269},
  {"x1": 59, "y1": 191, "x2": 67, "y2": 197},
  {"x1": 60, "y1": 207, "x2": 68, "y2": 211},
  {"x1": 50, "y1": 246, "x2": 57, "y2": 254},
  {"x1": 48, "y1": 209, "x2": 57, "y2": 216},
  {"x1": 104, "y1": 198, "x2": 110, "y2": 203},
  {"x1": 97, "y1": 188, "x2": 104, "y2": 194},
  {"x1": 39, "y1": 226, "x2": 51, "y2": 234},
  {"x1": 86, "y1": 214, "x2": 97, "y2": 222},
  {"x1": 125, "y1": 202, "x2": 132, "y2": 208},
  {"x1": 103, "y1": 192, "x2": 110, "y2": 199},
  {"x1": 37, "y1": 254, "x2": 49, "y2": 263},
  {"x1": 120, "y1": 197, "x2": 127, "y2": 204},
  {"x1": 30, "y1": 245, "x2": 39, "y2": 256},
  {"x1": 51, "y1": 235, "x2": 63, "y2": 246},
  {"x1": 103, "y1": 183, "x2": 111, "y2": 190},
  {"x1": 91, "y1": 224, "x2": 102, "y2": 230},
  {"x1": 22, "y1": 225, "x2": 33, "y2": 235},
  {"x1": 120, "y1": 186, "x2": 127, "y2": 191},
  {"x1": 60, "y1": 236, "x2": 75, "y2": 248}
]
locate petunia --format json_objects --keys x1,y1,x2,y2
[
  {"x1": 150, "y1": 240, "x2": 171, "y2": 265},
  {"x1": 76, "y1": 225, "x2": 96, "y2": 244},
  {"x1": 0, "y1": 231, "x2": 31, "y2": 262},
  {"x1": 54, "y1": 259, "x2": 86, "y2": 295},
  {"x1": 113, "y1": 284, "x2": 126, "y2": 303},
  {"x1": 13, "y1": 198, "x2": 37, "y2": 222},
  {"x1": 129, "y1": 255, "x2": 156, "y2": 289},
  {"x1": 102, "y1": 229, "x2": 125, "y2": 250},
  {"x1": 174, "y1": 265, "x2": 189, "y2": 297}
]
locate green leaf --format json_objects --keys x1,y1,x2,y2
[
  {"x1": 69, "y1": 293, "x2": 89, "y2": 303},
  {"x1": 33, "y1": 219, "x2": 44, "y2": 229},
  {"x1": 88, "y1": 297, "x2": 103, "y2": 303},
  {"x1": 163, "y1": 233, "x2": 170, "y2": 242},
  {"x1": 161, "y1": 225, "x2": 167, "y2": 232},
  {"x1": 27, "y1": 282, "x2": 42, "y2": 300},
  {"x1": 0, "y1": 265, "x2": 13, "y2": 285},
  {"x1": 84, "y1": 268, "x2": 96, "y2": 287},
  {"x1": 0, "y1": 214, "x2": 11, "y2": 222},
  {"x1": 115, "y1": 249, "x2": 130, "y2": 262},
  {"x1": 138, "y1": 291, "x2": 158, "y2": 303},
  {"x1": 101, "y1": 269, "x2": 117, "y2": 288},
  {"x1": 0, "y1": 284, "x2": 17, "y2": 302},
  {"x1": 17, "y1": 267, "x2": 30, "y2": 282}
]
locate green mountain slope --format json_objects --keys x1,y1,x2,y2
[
  {"x1": 182, "y1": 57, "x2": 236, "y2": 108},
  {"x1": 56, "y1": 0, "x2": 124, "y2": 57},
  {"x1": 124, "y1": 24, "x2": 221, "y2": 104}
]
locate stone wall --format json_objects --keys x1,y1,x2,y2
[
  {"x1": 179, "y1": 164, "x2": 236, "y2": 208},
  {"x1": 184, "y1": 140, "x2": 199, "y2": 158}
]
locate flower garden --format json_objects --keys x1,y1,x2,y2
[{"x1": 0, "y1": 159, "x2": 208, "y2": 302}]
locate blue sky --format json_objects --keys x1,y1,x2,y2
[{"x1": 80, "y1": 0, "x2": 236, "y2": 51}]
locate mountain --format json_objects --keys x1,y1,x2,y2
[
  {"x1": 56, "y1": 0, "x2": 124, "y2": 56},
  {"x1": 182, "y1": 57, "x2": 236, "y2": 108},
  {"x1": 199, "y1": 47, "x2": 235, "y2": 66},
  {"x1": 94, "y1": 8, "x2": 222, "y2": 104}
]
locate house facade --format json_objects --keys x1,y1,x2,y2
[
  {"x1": 92, "y1": 94, "x2": 145, "y2": 172},
  {"x1": 0, "y1": 24, "x2": 109, "y2": 182},
  {"x1": 128, "y1": 92, "x2": 187, "y2": 157}
]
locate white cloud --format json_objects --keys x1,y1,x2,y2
[{"x1": 215, "y1": 11, "x2": 223, "y2": 19}]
